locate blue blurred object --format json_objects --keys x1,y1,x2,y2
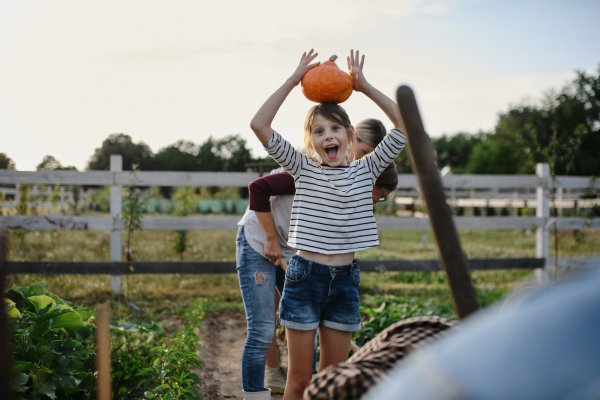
[
  {"x1": 365, "y1": 261, "x2": 600, "y2": 400},
  {"x1": 128, "y1": 301, "x2": 140, "y2": 311}
]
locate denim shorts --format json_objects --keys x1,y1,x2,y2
[{"x1": 278, "y1": 255, "x2": 362, "y2": 332}]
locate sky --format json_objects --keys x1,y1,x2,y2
[{"x1": 1, "y1": 0, "x2": 599, "y2": 171}]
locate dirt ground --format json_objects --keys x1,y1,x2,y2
[{"x1": 195, "y1": 312, "x2": 287, "y2": 399}]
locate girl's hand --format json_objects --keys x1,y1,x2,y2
[
  {"x1": 347, "y1": 49, "x2": 370, "y2": 93},
  {"x1": 288, "y1": 49, "x2": 320, "y2": 86}
]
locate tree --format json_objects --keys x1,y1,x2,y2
[
  {"x1": 36, "y1": 155, "x2": 77, "y2": 171},
  {"x1": 212, "y1": 134, "x2": 253, "y2": 172},
  {"x1": 87, "y1": 133, "x2": 153, "y2": 171},
  {"x1": 466, "y1": 136, "x2": 521, "y2": 174},
  {"x1": 152, "y1": 140, "x2": 200, "y2": 172},
  {"x1": 433, "y1": 132, "x2": 486, "y2": 174},
  {"x1": 195, "y1": 137, "x2": 224, "y2": 172},
  {"x1": 489, "y1": 65, "x2": 600, "y2": 176},
  {"x1": 0, "y1": 153, "x2": 15, "y2": 169}
]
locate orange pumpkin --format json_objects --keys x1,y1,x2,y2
[{"x1": 301, "y1": 55, "x2": 353, "y2": 104}]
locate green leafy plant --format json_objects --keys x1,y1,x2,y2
[
  {"x1": 137, "y1": 299, "x2": 206, "y2": 400},
  {"x1": 6, "y1": 282, "x2": 97, "y2": 399},
  {"x1": 353, "y1": 294, "x2": 456, "y2": 347},
  {"x1": 111, "y1": 320, "x2": 166, "y2": 399}
]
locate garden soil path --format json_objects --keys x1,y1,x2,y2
[{"x1": 194, "y1": 312, "x2": 287, "y2": 400}]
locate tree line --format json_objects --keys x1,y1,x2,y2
[{"x1": 1, "y1": 65, "x2": 598, "y2": 178}]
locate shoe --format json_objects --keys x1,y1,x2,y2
[
  {"x1": 243, "y1": 388, "x2": 271, "y2": 400},
  {"x1": 266, "y1": 365, "x2": 287, "y2": 394}
]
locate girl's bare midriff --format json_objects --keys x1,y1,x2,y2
[{"x1": 297, "y1": 250, "x2": 355, "y2": 266}]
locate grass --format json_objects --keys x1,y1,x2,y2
[
  {"x1": 5, "y1": 228, "x2": 599, "y2": 323},
  {"x1": 7, "y1": 229, "x2": 600, "y2": 262}
]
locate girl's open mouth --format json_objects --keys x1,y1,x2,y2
[{"x1": 325, "y1": 145, "x2": 339, "y2": 160}]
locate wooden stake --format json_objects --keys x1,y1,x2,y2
[
  {"x1": 0, "y1": 228, "x2": 10, "y2": 397},
  {"x1": 96, "y1": 304, "x2": 111, "y2": 400},
  {"x1": 396, "y1": 85, "x2": 479, "y2": 319}
]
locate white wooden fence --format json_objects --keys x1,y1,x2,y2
[{"x1": 1, "y1": 156, "x2": 599, "y2": 294}]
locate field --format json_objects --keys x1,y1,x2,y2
[
  {"x1": 5, "y1": 229, "x2": 599, "y2": 399},
  {"x1": 7, "y1": 228, "x2": 600, "y2": 318}
]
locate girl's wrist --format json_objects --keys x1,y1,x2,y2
[
  {"x1": 286, "y1": 76, "x2": 301, "y2": 88},
  {"x1": 360, "y1": 82, "x2": 375, "y2": 96}
]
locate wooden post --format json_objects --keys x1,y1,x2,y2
[
  {"x1": 46, "y1": 186, "x2": 52, "y2": 216},
  {"x1": 96, "y1": 304, "x2": 111, "y2": 400},
  {"x1": 535, "y1": 163, "x2": 550, "y2": 282},
  {"x1": 557, "y1": 187, "x2": 563, "y2": 217},
  {"x1": 60, "y1": 186, "x2": 66, "y2": 214},
  {"x1": 31, "y1": 185, "x2": 38, "y2": 216},
  {"x1": 469, "y1": 189, "x2": 475, "y2": 216},
  {"x1": 397, "y1": 85, "x2": 479, "y2": 319},
  {"x1": 110, "y1": 155, "x2": 122, "y2": 295},
  {"x1": 0, "y1": 227, "x2": 10, "y2": 396}
]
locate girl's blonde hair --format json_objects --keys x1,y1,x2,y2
[{"x1": 304, "y1": 103, "x2": 356, "y2": 163}]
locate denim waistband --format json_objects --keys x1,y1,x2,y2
[{"x1": 290, "y1": 255, "x2": 359, "y2": 276}]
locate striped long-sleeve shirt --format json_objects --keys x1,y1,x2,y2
[{"x1": 264, "y1": 128, "x2": 407, "y2": 254}]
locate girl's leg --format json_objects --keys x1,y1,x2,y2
[
  {"x1": 236, "y1": 227, "x2": 278, "y2": 393},
  {"x1": 284, "y1": 328, "x2": 316, "y2": 400},
  {"x1": 318, "y1": 325, "x2": 352, "y2": 371}
]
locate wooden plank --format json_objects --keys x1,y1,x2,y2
[
  {"x1": 115, "y1": 171, "x2": 260, "y2": 187},
  {"x1": 556, "y1": 217, "x2": 600, "y2": 230},
  {"x1": 141, "y1": 216, "x2": 241, "y2": 230},
  {"x1": 3, "y1": 215, "x2": 597, "y2": 231},
  {"x1": 455, "y1": 217, "x2": 543, "y2": 230},
  {"x1": 6, "y1": 258, "x2": 548, "y2": 274},
  {"x1": 0, "y1": 215, "x2": 113, "y2": 230},
  {"x1": 359, "y1": 258, "x2": 544, "y2": 272},
  {"x1": 555, "y1": 176, "x2": 600, "y2": 189},
  {"x1": 6, "y1": 261, "x2": 237, "y2": 274},
  {"x1": 2, "y1": 169, "x2": 599, "y2": 189},
  {"x1": 442, "y1": 174, "x2": 544, "y2": 189},
  {"x1": 0, "y1": 170, "x2": 112, "y2": 185},
  {"x1": 0, "y1": 170, "x2": 260, "y2": 187}
]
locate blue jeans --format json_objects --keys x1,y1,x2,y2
[
  {"x1": 236, "y1": 226, "x2": 286, "y2": 392},
  {"x1": 279, "y1": 255, "x2": 362, "y2": 332}
]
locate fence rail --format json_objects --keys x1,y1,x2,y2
[
  {"x1": 1, "y1": 157, "x2": 599, "y2": 294},
  {"x1": 2, "y1": 215, "x2": 599, "y2": 231},
  {"x1": 6, "y1": 258, "x2": 546, "y2": 275}
]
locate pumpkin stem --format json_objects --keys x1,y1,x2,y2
[{"x1": 329, "y1": 55, "x2": 338, "y2": 62}]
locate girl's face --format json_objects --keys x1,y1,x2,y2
[{"x1": 309, "y1": 114, "x2": 353, "y2": 167}]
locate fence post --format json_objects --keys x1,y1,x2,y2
[
  {"x1": 110, "y1": 155, "x2": 123, "y2": 295},
  {"x1": 535, "y1": 163, "x2": 550, "y2": 282}
]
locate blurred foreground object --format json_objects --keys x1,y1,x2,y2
[
  {"x1": 305, "y1": 317, "x2": 456, "y2": 399},
  {"x1": 365, "y1": 259, "x2": 600, "y2": 400},
  {"x1": 397, "y1": 85, "x2": 479, "y2": 318},
  {"x1": 0, "y1": 228, "x2": 9, "y2": 397},
  {"x1": 96, "y1": 304, "x2": 111, "y2": 400}
]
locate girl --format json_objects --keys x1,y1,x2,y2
[{"x1": 250, "y1": 49, "x2": 406, "y2": 400}]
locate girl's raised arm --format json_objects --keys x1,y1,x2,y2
[
  {"x1": 347, "y1": 49, "x2": 406, "y2": 132},
  {"x1": 250, "y1": 50, "x2": 320, "y2": 146}
]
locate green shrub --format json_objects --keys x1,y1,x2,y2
[
  {"x1": 6, "y1": 283, "x2": 96, "y2": 399},
  {"x1": 353, "y1": 294, "x2": 456, "y2": 347}
]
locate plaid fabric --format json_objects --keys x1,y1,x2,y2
[{"x1": 304, "y1": 316, "x2": 457, "y2": 400}]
